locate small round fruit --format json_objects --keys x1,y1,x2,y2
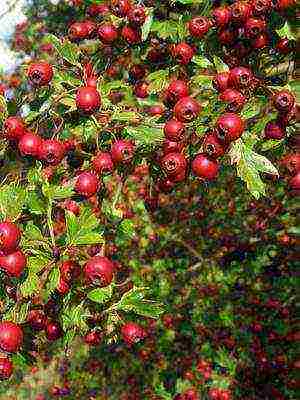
[
  {"x1": 0, "y1": 357, "x2": 13, "y2": 380},
  {"x1": 203, "y1": 133, "x2": 227, "y2": 158},
  {"x1": 164, "y1": 119, "x2": 185, "y2": 142},
  {"x1": 252, "y1": 0, "x2": 271, "y2": 15},
  {"x1": 110, "y1": 0, "x2": 131, "y2": 17},
  {"x1": 134, "y1": 81, "x2": 148, "y2": 98},
  {"x1": 121, "y1": 26, "x2": 141, "y2": 44},
  {"x1": 98, "y1": 24, "x2": 118, "y2": 44},
  {"x1": 27, "y1": 310, "x2": 46, "y2": 331},
  {"x1": 60, "y1": 260, "x2": 81, "y2": 282},
  {"x1": 27, "y1": 62, "x2": 53, "y2": 86},
  {"x1": 173, "y1": 42, "x2": 194, "y2": 65},
  {"x1": 121, "y1": 322, "x2": 146, "y2": 345},
  {"x1": 289, "y1": 172, "x2": 300, "y2": 190},
  {"x1": 45, "y1": 321, "x2": 62, "y2": 341},
  {"x1": 84, "y1": 256, "x2": 114, "y2": 286},
  {"x1": 276, "y1": 38, "x2": 293, "y2": 54},
  {"x1": 111, "y1": 140, "x2": 135, "y2": 163},
  {"x1": 76, "y1": 86, "x2": 101, "y2": 114},
  {"x1": 230, "y1": 1, "x2": 252, "y2": 23},
  {"x1": 0, "y1": 250, "x2": 27, "y2": 278},
  {"x1": 92, "y1": 152, "x2": 114, "y2": 174},
  {"x1": 161, "y1": 152, "x2": 187, "y2": 177},
  {"x1": 163, "y1": 139, "x2": 184, "y2": 155},
  {"x1": 244, "y1": 18, "x2": 266, "y2": 38},
  {"x1": 212, "y1": 72, "x2": 230, "y2": 93},
  {"x1": 212, "y1": 7, "x2": 230, "y2": 26},
  {"x1": 192, "y1": 154, "x2": 219, "y2": 180},
  {"x1": 0, "y1": 321, "x2": 23, "y2": 353},
  {"x1": 39, "y1": 139, "x2": 65, "y2": 166},
  {"x1": 165, "y1": 80, "x2": 189, "y2": 105},
  {"x1": 18, "y1": 132, "x2": 42, "y2": 157},
  {"x1": 188, "y1": 16, "x2": 211, "y2": 38},
  {"x1": 219, "y1": 89, "x2": 246, "y2": 112},
  {"x1": 3, "y1": 116, "x2": 25, "y2": 141},
  {"x1": 264, "y1": 121, "x2": 286, "y2": 140},
  {"x1": 229, "y1": 67, "x2": 253, "y2": 89},
  {"x1": 75, "y1": 172, "x2": 99, "y2": 198},
  {"x1": 128, "y1": 6, "x2": 146, "y2": 26},
  {"x1": 216, "y1": 113, "x2": 245, "y2": 142},
  {"x1": 273, "y1": 90, "x2": 295, "y2": 114},
  {"x1": 84, "y1": 331, "x2": 102, "y2": 346},
  {"x1": 68, "y1": 22, "x2": 89, "y2": 41},
  {"x1": 0, "y1": 221, "x2": 21, "y2": 254},
  {"x1": 281, "y1": 153, "x2": 300, "y2": 175},
  {"x1": 174, "y1": 97, "x2": 201, "y2": 123},
  {"x1": 57, "y1": 278, "x2": 70, "y2": 295}
]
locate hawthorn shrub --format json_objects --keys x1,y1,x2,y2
[{"x1": 0, "y1": 0, "x2": 298, "y2": 399}]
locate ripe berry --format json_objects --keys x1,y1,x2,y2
[
  {"x1": 161, "y1": 152, "x2": 187, "y2": 177},
  {"x1": 84, "y1": 255, "x2": 114, "y2": 286},
  {"x1": 45, "y1": 321, "x2": 62, "y2": 341},
  {"x1": 0, "y1": 357, "x2": 13, "y2": 380},
  {"x1": 92, "y1": 152, "x2": 114, "y2": 174},
  {"x1": 110, "y1": 0, "x2": 131, "y2": 17},
  {"x1": 188, "y1": 16, "x2": 211, "y2": 38},
  {"x1": 218, "y1": 28, "x2": 235, "y2": 45},
  {"x1": 281, "y1": 153, "x2": 300, "y2": 175},
  {"x1": 129, "y1": 64, "x2": 147, "y2": 81},
  {"x1": 164, "y1": 119, "x2": 185, "y2": 142},
  {"x1": 87, "y1": 3, "x2": 109, "y2": 16},
  {"x1": 84, "y1": 20, "x2": 97, "y2": 38},
  {"x1": 27, "y1": 310, "x2": 46, "y2": 331},
  {"x1": 0, "y1": 250, "x2": 27, "y2": 278},
  {"x1": 60, "y1": 260, "x2": 81, "y2": 282},
  {"x1": 121, "y1": 26, "x2": 141, "y2": 44},
  {"x1": 111, "y1": 140, "x2": 135, "y2": 163},
  {"x1": 75, "y1": 171, "x2": 99, "y2": 197},
  {"x1": 276, "y1": 38, "x2": 293, "y2": 54},
  {"x1": 273, "y1": 90, "x2": 295, "y2": 114},
  {"x1": 252, "y1": 0, "x2": 271, "y2": 15},
  {"x1": 192, "y1": 154, "x2": 219, "y2": 180},
  {"x1": 0, "y1": 221, "x2": 21, "y2": 254},
  {"x1": 68, "y1": 22, "x2": 89, "y2": 41},
  {"x1": 212, "y1": 72, "x2": 230, "y2": 93},
  {"x1": 57, "y1": 278, "x2": 70, "y2": 295},
  {"x1": 173, "y1": 42, "x2": 194, "y2": 65},
  {"x1": 98, "y1": 24, "x2": 118, "y2": 44},
  {"x1": 229, "y1": 67, "x2": 253, "y2": 90},
  {"x1": 252, "y1": 33, "x2": 269, "y2": 49},
  {"x1": 147, "y1": 105, "x2": 165, "y2": 116},
  {"x1": 289, "y1": 172, "x2": 300, "y2": 190},
  {"x1": 0, "y1": 321, "x2": 23, "y2": 353},
  {"x1": 39, "y1": 139, "x2": 65, "y2": 166},
  {"x1": 163, "y1": 139, "x2": 184, "y2": 155},
  {"x1": 27, "y1": 62, "x2": 53, "y2": 86},
  {"x1": 203, "y1": 133, "x2": 227, "y2": 158},
  {"x1": 174, "y1": 97, "x2": 201, "y2": 123},
  {"x1": 3, "y1": 116, "x2": 25, "y2": 141},
  {"x1": 128, "y1": 6, "x2": 146, "y2": 26},
  {"x1": 264, "y1": 121, "x2": 286, "y2": 140},
  {"x1": 245, "y1": 18, "x2": 266, "y2": 38},
  {"x1": 216, "y1": 113, "x2": 245, "y2": 142},
  {"x1": 84, "y1": 331, "x2": 102, "y2": 346},
  {"x1": 212, "y1": 7, "x2": 230, "y2": 26},
  {"x1": 76, "y1": 86, "x2": 101, "y2": 114},
  {"x1": 121, "y1": 322, "x2": 146, "y2": 345},
  {"x1": 165, "y1": 80, "x2": 189, "y2": 105},
  {"x1": 134, "y1": 81, "x2": 149, "y2": 98},
  {"x1": 219, "y1": 89, "x2": 246, "y2": 112},
  {"x1": 230, "y1": 2, "x2": 252, "y2": 23},
  {"x1": 18, "y1": 132, "x2": 42, "y2": 157}
]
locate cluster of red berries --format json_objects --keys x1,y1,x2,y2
[
  {"x1": 281, "y1": 153, "x2": 300, "y2": 190},
  {"x1": 208, "y1": 387, "x2": 232, "y2": 400}
]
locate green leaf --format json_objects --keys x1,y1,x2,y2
[
  {"x1": 118, "y1": 219, "x2": 136, "y2": 239},
  {"x1": 26, "y1": 191, "x2": 45, "y2": 215},
  {"x1": 61, "y1": 302, "x2": 90, "y2": 333},
  {"x1": 116, "y1": 286, "x2": 164, "y2": 319},
  {"x1": 147, "y1": 69, "x2": 169, "y2": 94},
  {"x1": 141, "y1": 8, "x2": 153, "y2": 41},
  {"x1": 53, "y1": 71, "x2": 81, "y2": 87},
  {"x1": 151, "y1": 19, "x2": 188, "y2": 41},
  {"x1": 213, "y1": 55, "x2": 229, "y2": 73},
  {"x1": 47, "y1": 34, "x2": 81, "y2": 66},
  {"x1": 276, "y1": 21, "x2": 296, "y2": 41},
  {"x1": 192, "y1": 55, "x2": 213, "y2": 68},
  {"x1": 65, "y1": 208, "x2": 104, "y2": 246},
  {"x1": 23, "y1": 222, "x2": 43, "y2": 241},
  {"x1": 260, "y1": 139, "x2": 284, "y2": 152},
  {"x1": 27, "y1": 255, "x2": 50, "y2": 274},
  {"x1": 124, "y1": 125, "x2": 164, "y2": 145},
  {"x1": 87, "y1": 285, "x2": 113, "y2": 304},
  {"x1": 20, "y1": 273, "x2": 39, "y2": 297},
  {"x1": 0, "y1": 184, "x2": 27, "y2": 221},
  {"x1": 42, "y1": 184, "x2": 74, "y2": 200},
  {"x1": 154, "y1": 383, "x2": 172, "y2": 400},
  {"x1": 44, "y1": 266, "x2": 60, "y2": 300},
  {"x1": 111, "y1": 110, "x2": 140, "y2": 122},
  {"x1": 59, "y1": 95, "x2": 77, "y2": 111},
  {"x1": 192, "y1": 74, "x2": 213, "y2": 88},
  {"x1": 288, "y1": 80, "x2": 300, "y2": 103},
  {"x1": 241, "y1": 96, "x2": 268, "y2": 119}
]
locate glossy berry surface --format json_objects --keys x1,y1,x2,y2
[
  {"x1": 0, "y1": 321, "x2": 23, "y2": 353},
  {"x1": 75, "y1": 172, "x2": 99, "y2": 197},
  {"x1": 188, "y1": 17, "x2": 211, "y2": 38},
  {"x1": 173, "y1": 43, "x2": 194, "y2": 65},
  {"x1": 121, "y1": 322, "x2": 146, "y2": 345},
  {"x1": 161, "y1": 152, "x2": 187, "y2": 177},
  {"x1": 92, "y1": 152, "x2": 114, "y2": 174},
  {"x1": 192, "y1": 154, "x2": 219, "y2": 180},
  {"x1": 18, "y1": 132, "x2": 42, "y2": 157},
  {"x1": 0, "y1": 221, "x2": 21, "y2": 254},
  {"x1": 3, "y1": 116, "x2": 25, "y2": 141},
  {"x1": 174, "y1": 97, "x2": 201, "y2": 122},
  {"x1": 98, "y1": 24, "x2": 118, "y2": 43},
  {"x1": 216, "y1": 113, "x2": 245, "y2": 142},
  {"x1": 0, "y1": 357, "x2": 13, "y2": 380},
  {"x1": 27, "y1": 62, "x2": 53, "y2": 86},
  {"x1": 45, "y1": 321, "x2": 63, "y2": 341},
  {"x1": 84, "y1": 256, "x2": 114, "y2": 286},
  {"x1": 164, "y1": 119, "x2": 185, "y2": 142},
  {"x1": 76, "y1": 86, "x2": 101, "y2": 114},
  {"x1": 39, "y1": 139, "x2": 65, "y2": 166},
  {"x1": 0, "y1": 250, "x2": 27, "y2": 278},
  {"x1": 111, "y1": 140, "x2": 135, "y2": 163},
  {"x1": 273, "y1": 90, "x2": 295, "y2": 113}
]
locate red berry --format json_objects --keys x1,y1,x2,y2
[
  {"x1": 173, "y1": 42, "x2": 194, "y2": 65},
  {"x1": 76, "y1": 86, "x2": 101, "y2": 114},
  {"x1": 60, "y1": 260, "x2": 81, "y2": 282},
  {"x1": 75, "y1": 171, "x2": 99, "y2": 197},
  {"x1": 0, "y1": 250, "x2": 27, "y2": 278},
  {"x1": 209, "y1": 388, "x2": 220, "y2": 400},
  {"x1": 281, "y1": 153, "x2": 300, "y2": 175},
  {"x1": 18, "y1": 132, "x2": 42, "y2": 157},
  {"x1": 252, "y1": 0, "x2": 271, "y2": 15},
  {"x1": 216, "y1": 113, "x2": 245, "y2": 142},
  {"x1": 110, "y1": 0, "x2": 131, "y2": 17},
  {"x1": 276, "y1": 38, "x2": 293, "y2": 54},
  {"x1": 163, "y1": 139, "x2": 185, "y2": 155},
  {"x1": 229, "y1": 67, "x2": 253, "y2": 89},
  {"x1": 86, "y1": 76, "x2": 98, "y2": 88},
  {"x1": 98, "y1": 24, "x2": 118, "y2": 44},
  {"x1": 27, "y1": 62, "x2": 53, "y2": 86},
  {"x1": 213, "y1": 72, "x2": 230, "y2": 92},
  {"x1": 188, "y1": 16, "x2": 211, "y2": 38},
  {"x1": 0, "y1": 222, "x2": 21, "y2": 254},
  {"x1": 212, "y1": 7, "x2": 230, "y2": 26},
  {"x1": 219, "y1": 89, "x2": 246, "y2": 112},
  {"x1": 0, "y1": 321, "x2": 23, "y2": 353},
  {"x1": 165, "y1": 80, "x2": 189, "y2": 105},
  {"x1": 84, "y1": 255, "x2": 114, "y2": 286},
  {"x1": 245, "y1": 18, "x2": 266, "y2": 38},
  {"x1": 0, "y1": 357, "x2": 13, "y2": 379},
  {"x1": 84, "y1": 331, "x2": 102, "y2": 346},
  {"x1": 273, "y1": 90, "x2": 295, "y2": 114},
  {"x1": 161, "y1": 152, "x2": 187, "y2": 177},
  {"x1": 218, "y1": 28, "x2": 235, "y2": 45},
  {"x1": 121, "y1": 26, "x2": 141, "y2": 44},
  {"x1": 230, "y1": 2, "x2": 252, "y2": 23},
  {"x1": 203, "y1": 133, "x2": 227, "y2": 158},
  {"x1": 92, "y1": 152, "x2": 114, "y2": 174},
  {"x1": 57, "y1": 278, "x2": 70, "y2": 295},
  {"x1": 84, "y1": 20, "x2": 97, "y2": 38},
  {"x1": 63, "y1": 199, "x2": 80, "y2": 216},
  {"x1": 121, "y1": 322, "x2": 146, "y2": 345},
  {"x1": 289, "y1": 172, "x2": 300, "y2": 190},
  {"x1": 129, "y1": 64, "x2": 147, "y2": 81},
  {"x1": 134, "y1": 81, "x2": 149, "y2": 98},
  {"x1": 87, "y1": 3, "x2": 109, "y2": 16},
  {"x1": 3, "y1": 116, "x2": 25, "y2": 141},
  {"x1": 128, "y1": 6, "x2": 146, "y2": 26},
  {"x1": 192, "y1": 154, "x2": 219, "y2": 180},
  {"x1": 111, "y1": 140, "x2": 135, "y2": 163},
  {"x1": 174, "y1": 97, "x2": 201, "y2": 123},
  {"x1": 146, "y1": 105, "x2": 165, "y2": 116},
  {"x1": 68, "y1": 22, "x2": 89, "y2": 41},
  {"x1": 39, "y1": 139, "x2": 65, "y2": 166},
  {"x1": 164, "y1": 119, "x2": 185, "y2": 142},
  {"x1": 45, "y1": 321, "x2": 62, "y2": 341},
  {"x1": 264, "y1": 121, "x2": 286, "y2": 140},
  {"x1": 27, "y1": 310, "x2": 46, "y2": 331},
  {"x1": 252, "y1": 33, "x2": 269, "y2": 49}
]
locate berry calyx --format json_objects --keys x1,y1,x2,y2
[
  {"x1": 188, "y1": 16, "x2": 211, "y2": 38},
  {"x1": 203, "y1": 133, "x2": 227, "y2": 158},
  {"x1": 273, "y1": 90, "x2": 295, "y2": 114},
  {"x1": 111, "y1": 140, "x2": 135, "y2": 163},
  {"x1": 219, "y1": 89, "x2": 246, "y2": 112},
  {"x1": 174, "y1": 97, "x2": 201, "y2": 122},
  {"x1": 161, "y1": 152, "x2": 187, "y2": 177},
  {"x1": 39, "y1": 139, "x2": 65, "y2": 166},
  {"x1": 27, "y1": 62, "x2": 53, "y2": 86},
  {"x1": 229, "y1": 67, "x2": 253, "y2": 89}
]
